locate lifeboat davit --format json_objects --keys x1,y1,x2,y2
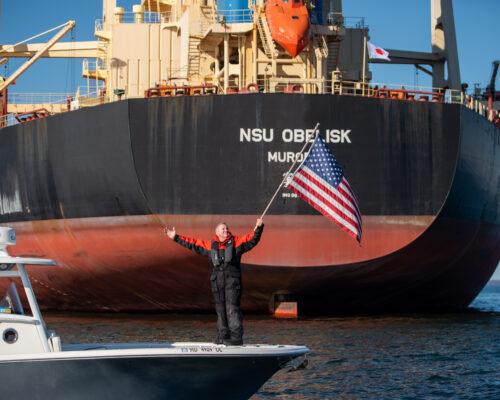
[{"x1": 265, "y1": 0, "x2": 312, "y2": 58}]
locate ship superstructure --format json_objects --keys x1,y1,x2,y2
[{"x1": 81, "y1": 0, "x2": 348, "y2": 100}]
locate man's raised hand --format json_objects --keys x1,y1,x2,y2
[
  {"x1": 164, "y1": 226, "x2": 176, "y2": 239},
  {"x1": 255, "y1": 218, "x2": 263, "y2": 230}
]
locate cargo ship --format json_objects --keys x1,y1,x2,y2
[{"x1": 0, "y1": 0, "x2": 498, "y2": 313}]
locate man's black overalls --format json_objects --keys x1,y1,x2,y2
[{"x1": 173, "y1": 224, "x2": 264, "y2": 345}]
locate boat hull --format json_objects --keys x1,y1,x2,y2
[
  {"x1": 0, "y1": 94, "x2": 498, "y2": 312},
  {"x1": 0, "y1": 344, "x2": 307, "y2": 399}
]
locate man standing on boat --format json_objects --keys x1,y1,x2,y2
[{"x1": 164, "y1": 219, "x2": 264, "y2": 346}]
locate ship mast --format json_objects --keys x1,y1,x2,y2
[
  {"x1": 367, "y1": 0, "x2": 461, "y2": 91},
  {"x1": 430, "y1": 0, "x2": 461, "y2": 90}
]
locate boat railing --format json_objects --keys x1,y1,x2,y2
[
  {"x1": 164, "y1": 66, "x2": 189, "y2": 82},
  {"x1": 82, "y1": 58, "x2": 108, "y2": 74},
  {"x1": 343, "y1": 16, "x2": 367, "y2": 29},
  {"x1": 15, "y1": 108, "x2": 51, "y2": 123},
  {"x1": 373, "y1": 87, "x2": 445, "y2": 103},
  {"x1": 0, "y1": 88, "x2": 106, "y2": 127},
  {"x1": 95, "y1": 19, "x2": 103, "y2": 32},
  {"x1": 92, "y1": 7, "x2": 352, "y2": 30},
  {"x1": 0, "y1": 114, "x2": 16, "y2": 127},
  {"x1": 0, "y1": 227, "x2": 59, "y2": 354},
  {"x1": 94, "y1": 11, "x2": 172, "y2": 29},
  {"x1": 325, "y1": 12, "x2": 345, "y2": 26},
  {"x1": 332, "y1": 80, "x2": 464, "y2": 103},
  {"x1": 7, "y1": 92, "x2": 74, "y2": 106},
  {"x1": 144, "y1": 84, "x2": 218, "y2": 97},
  {"x1": 2, "y1": 92, "x2": 73, "y2": 127},
  {"x1": 120, "y1": 11, "x2": 172, "y2": 24},
  {"x1": 216, "y1": 9, "x2": 254, "y2": 24},
  {"x1": 253, "y1": 77, "x2": 326, "y2": 94},
  {"x1": 72, "y1": 94, "x2": 104, "y2": 108},
  {"x1": 2, "y1": 82, "x2": 497, "y2": 128}
]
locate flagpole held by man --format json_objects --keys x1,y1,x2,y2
[{"x1": 259, "y1": 122, "x2": 320, "y2": 219}]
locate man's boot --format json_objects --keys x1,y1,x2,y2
[
  {"x1": 214, "y1": 333, "x2": 230, "y2": 344},
  {"x1": 223, "y1": 337, "x2": 243, "y2": 346}
]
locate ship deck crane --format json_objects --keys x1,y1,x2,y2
[
  {"x1": 0, "y1": 21, "x2": 76, "y2": 92},
  {"x1": 485, "y1": 60, "x2": 499, "y2": 99},
  {"x1": 484, "y1": 60, "x2": 499, "y2": 121}
]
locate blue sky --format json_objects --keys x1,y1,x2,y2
[
  {"x1": 1, "y1": 1, "x2": 499, "y2": 94},
  {"x1": 1, "y1": 1, "x2": 499, "y2": 279},
  {"x1": 342, "y1": 0, "x2": 500, "y2": 93}
]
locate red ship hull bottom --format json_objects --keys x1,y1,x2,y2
[{"x1": 2, "y1": 214, "x2": 497, "y2": 313}]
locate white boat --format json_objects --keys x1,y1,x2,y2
[{"x1": 0, "y1": 227, "x2": 309, "y2": 399}]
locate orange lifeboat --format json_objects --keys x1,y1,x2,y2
[{"x1": 265, "y1": 0, "x2": 312, "y2": 58}]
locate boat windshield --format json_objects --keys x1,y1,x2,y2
[{"x1": 0, "y1": 282, "x2": 24, "y2": 315}]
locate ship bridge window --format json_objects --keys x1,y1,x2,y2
[
  {"x1": 282, "y1": 0, "x2": 289, "y2": 2},
  {"x1": 292, "y1": 16, "x2": 299, "y2": 19}
]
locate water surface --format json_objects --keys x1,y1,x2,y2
[{"x1": 45, "y1": 285, "x2": 500, "y2": 399}]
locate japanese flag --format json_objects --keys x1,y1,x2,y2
[{"x1": 367, "y1": 42, "x2": 390, "y2": 61}]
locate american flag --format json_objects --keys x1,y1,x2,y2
[{"x1": 286, "y1": 134, "x2": 362, "y2": 243}]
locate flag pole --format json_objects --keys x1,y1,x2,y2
[{"x1": 259, "y1": 122, "x2": 320, "y2": 220}]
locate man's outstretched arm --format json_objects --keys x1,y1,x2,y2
[{"x1": 164, "y1": 226, "x2": 211, "y2": 257}]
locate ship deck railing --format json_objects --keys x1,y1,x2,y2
[
  {"x1": 329, "y1": 80, "x2": 462, "y2": 102},
  {"x1": 94, "y1": 8, "x2": 364, "y2": 30},
  {"x1": 216, "y1": 9, "x2": 254, "y2": 24},
  {"x1": 1, "y1": 87, "x2": 105, "y2": 127},
  {"x1": 2, "y1": 81, "x2": 498, "y2": 128},
  {"x1": 6, "y1": 92, "x2": 74, "y2": 106},
  {"x1": 95, "y1": 11, "x2": 173, "y2": 31},
  {"x1": 144, "y1": 84, "x2": 218, "y2": 97}
]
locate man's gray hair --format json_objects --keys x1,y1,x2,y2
[{"x1": 215, "y1": 222, "x2": 228, "y2": 232}]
